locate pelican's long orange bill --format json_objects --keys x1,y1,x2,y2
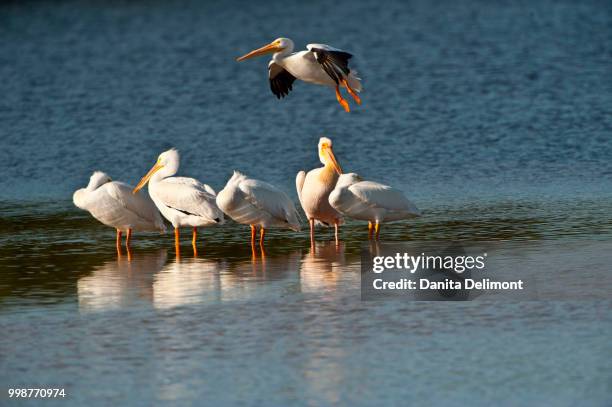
[
  {"x1": 236, "y1": 43, "x2": 282, "y2": 62},
  {"x1": 327, "y1": 148, "x2": 343, "y2": 175},
  {"x1": 133, "y1": 162, "x2": 163, "y2": 194}
]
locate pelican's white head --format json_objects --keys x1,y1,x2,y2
[
  {"x1": 336, "y1": 173, "x2": 362, "y2": 188},
  {"x1": 318, "y1": 137, "x2": 343, "y2": 174},
  {"x1": 236, "y1": 37, "x2": 294, "y2": 61},
  {"x1": 133, "y1": 148, "x2": 180, "y2": 193},
  {"x1": 87, "y1": 171, "x2": 112, "y2": 191},
  {"x1": 157, "y1": 148, "x2": 180, "y2": 174},
  {"x1": 274, "y1": 37, "x2": 293, "y2": 51}
]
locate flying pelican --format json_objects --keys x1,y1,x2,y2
[
  {"x1": 296, "y1": 137, "x2": 343, "y2": 246},
  {"x1": 236, "y1": 37, "x2": 362, "y2": 112},
  {"x1": 328, "y1": 173, "x2": 421, "y2": 239},
  {"x1": 73, "y1": 171, "x2": 165, "y2": 251},
  {"x1": 216, "y1": 171, "x2": 300, "y2": 247},
  {"x1": 132, "y1": 149, "x2": 224, "y2": 254}
]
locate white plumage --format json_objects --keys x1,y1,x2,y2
[
  {"x1": 216, "y1": 171, "x2": 300, "y2": 245},
  {"x1": 280, "y1": 44, "x2": 362, "y2": 89},
  {"x1": 133, "y1": 148, "x2": 224, "y2": 251},
  {"x1": 296, "y1": 137, "x2": 344, "y2": 245},
  {"x1": 73, "y1": 171, "x2": 165, "y2": 246},
  {"x1": 134, "y1": 149, "x2": 223, "y2": 228},
  {"x1": 329, "y1": 173, "x2": 420, "y2": 238},
  {"x1": 237, "y1": 37, "x2": 362, "y2": 112},
  {"x1": 150, "y1": 176, "x2": 222, "y2": 229}
]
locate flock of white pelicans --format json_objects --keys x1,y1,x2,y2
[{"x1": 73, "y1": 38, "x2": 420, "y2": 255}]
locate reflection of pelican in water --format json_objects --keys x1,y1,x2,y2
[
  {"x1": 298, "y1": 241, "x2": 354, "y2": 404},
  {"x1": 152, "y1": 257, "x2": 225, "y2": 309},
  {"x1": 226, "y1": 250, "x2": 302, "y2": 299},
  {"x1": 300, "y1": 241, "x2": 359, "y2": 292},
  {"x1": 152, "y1": 251, "x2": 302, "y2": 307},
  {"x1": 77, "y1": 250, "x2": 167, "y2": 312}
]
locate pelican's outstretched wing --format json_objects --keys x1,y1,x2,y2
[
  {"x1": 238, "y1": 178, "x2": 301, "y2": 230},
  {"x1": 269, "y1": 61, "x2": 296, "y2": 99},
  {"x1": 155, "y1": 177, "x2": 224, "y2": 223},
  {"x1": 306, "y1": 44, "x2": 353, "y2": 84},
  {"x1": 349, "y1": 181, "x2": 420, "y2": 216}
]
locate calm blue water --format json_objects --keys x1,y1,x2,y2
[{"x1": 0, "y1": 0, "x2": 611, "y2": 405}]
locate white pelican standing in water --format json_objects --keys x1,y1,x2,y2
[
  {"x1": 236, "y1": 37, "x2": 362, "y2": 112},
  {"x1": 73, "y1": 171, "x2": 165, "y2": 251},
  {"x1": 216, "y1": 171, "x2": 300, "y2": 247},
  {"x1": 133, "y1": 149, "x2": 224, "y2": 254},
  {"x1": 296, "y1": 137, "x2": 344, "y2": 246},
  {"x1": 329, "y1": 173, "x2": 421, "y2": 239}
]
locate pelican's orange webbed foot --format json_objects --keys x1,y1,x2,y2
[
  {"x1": 342, "y1": 79, "x2": 361, "y2": 105},
  {"x1": 335, "y1": 85, "x2": 350, "y2": 112}
]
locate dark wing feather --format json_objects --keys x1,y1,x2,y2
[
  {"x1": 268, "y1": 62, "x2": 297, "y2": 99},
  {"x1": 309, "y1": 47, "x2": 353, "y2": 84}
]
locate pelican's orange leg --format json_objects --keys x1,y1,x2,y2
[
  {"x1": 259, "y1": 228, "x2": 267, "y2": 258},
  {"x1": 126, "y1": 228, "x2": 132, "y2": 248},
  {"x1": 192, "y1": 227, "x2": 198, "y2": 256},
  {"x1": 342, "y1": 78, "x2": 361, "y2": 105},
  {"x1": 249, "y1": 225, "x2": 257, "y2": 258},
  {"x1": 250, "y1": 225, "x2": 257, "y2": 247},
  {"x1": 334, "y1": 220, "x2": 340, "y2": 246},
  {"x1": 375, "y1": 221, "x2": 381, "y2": 240},
  {"x1": 174, "y1": 227, "x2": 181, "y2": 259},
  {"x1": 335, "y1": 85, "x2": 350, "y2": 112},
  {"x1": 258, "y1": 227, "x2": 267, "y2": 258},
  {"x1": 309, "y1": 218, "x2": 315, "y2": 248},
  {"x1": 368, "y1": 221, "x2": 373, "y2": 240},
  {"x1": 116, "y1": 229, "x2": 122, "y2": 255}
]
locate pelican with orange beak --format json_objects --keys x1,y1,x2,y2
[
  {"x1": 296, "y1": 137, "x2": 344, "y2": 246},
  {"x1": 132, "y1": 149, "x2": 224, "y2": 255},
  {"x1": 236, "y1": 37, "x2": 362, "y2": 112}
]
